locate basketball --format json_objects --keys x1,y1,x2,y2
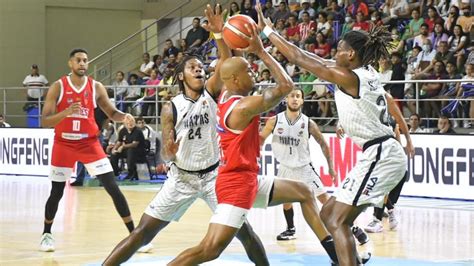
[{"x1": 222, "y1": 15, "x2": 257, "y2": 49}]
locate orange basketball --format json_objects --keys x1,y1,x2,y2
[{"x1": 222, "y1": 15, "x2": 257, "y2": 49}]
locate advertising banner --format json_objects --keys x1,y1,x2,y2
[{"x1": 260, "y1": 133, "x2": 474, "y2": 201}]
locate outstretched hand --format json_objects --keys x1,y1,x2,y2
[
  {"x1": 255, "y1": 2, "x2": 274, "y2": 32},
  {"x1": 202, "y1": 4, "x2": 226, "y2": 33},
  {"x1": 165, "y1": 130, "x2": 181, "y2": 159},
  {"x1": 236, "y1": 23, "x2": 265, "y2": 54}
]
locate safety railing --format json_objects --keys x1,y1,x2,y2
[
  {"x1": 1, "y1": 79, "x2": 473, "y2": 132},
  {"x1": 88, "y1": 0, "x2": 230, "y2": 85}
]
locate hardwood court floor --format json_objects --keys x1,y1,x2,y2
[{"x1": 0, "y1": 175, "x2": 473, "y2": 266}]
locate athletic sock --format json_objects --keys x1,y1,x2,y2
[
  {"x1": 321, "y1": 235, "x2": 338, "y2": 263},
  {"x1": 386, "y1": 200, "x2": 394, "y2": 210},
  {"x1": 43, "y1": 222, "x2": 52, "y2": 234},
  {"x1": 374, "y1": 206, "x2": 385, "y2": 221},
  {"x1": 283, "y1": 208, "x2": 294, "y2": 229},
  {"x1": 125, "y1": 221, "x2": 135, "y2": 233}
]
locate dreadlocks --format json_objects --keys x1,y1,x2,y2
[
  {"x1": 172, "y1": 54, "x2": 203, "y2": 92},
  {"x1": 342, "y1": 26, "x2": 393, "y2": 66}
]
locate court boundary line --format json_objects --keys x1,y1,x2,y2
[{"x1": 1, "y1": 174, "x2": 473, "y2": 202}]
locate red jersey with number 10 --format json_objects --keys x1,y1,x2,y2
[{"x1": 54, "y1": 76, "x2": 99, "y2": 141}]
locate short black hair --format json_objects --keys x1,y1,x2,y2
[
  {"x1": 69, "y1": 48, "x2": 88, "y2": 58},
  {"x1": 410, "y1": 113, "x2": 421, "y2": 120},
  {"x1": 391, "y1": 52, "x2": 402, "y2": 58},
  {"x1": 413, "y1": 45, "x2": 422, "y2": 52},
  {"x1": 439, "y1": 115, "x2": 452, "y2": 127},
  {"x1": 293, "y1": 88, "x2": 305, "y2": 97},
  {"x1": 420, "y1": 23, "x2": 429, "y2": 28},
  {"x1": 136, "y1": 116, "x2": 145, "y2": 123}
]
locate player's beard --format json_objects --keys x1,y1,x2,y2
[
  {"x1": 287, "y1": 104, "x2": 302, "y2": 113},
  {"x1": 73, "y1": 69, "x2": 86, "y2": 77}
]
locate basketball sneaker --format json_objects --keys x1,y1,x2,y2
[
  {"x1": 365, "y1": 218, "x2": 383, "y2": 233},
  {"x1": 352, "y1": 226, "x2": 369, "y2": 245},
  {"x1": 359, "y1": 251, "x2": 372, "y2": 264},
  {"x1": 137, "y1": 243, "x2": 153, "y2": 253},
  {"x1": 388, "y1": 209, "x2": 398, "y2": 230},
  {"x1": 39, "y1": 233, "x2": 55, "y2": 252},
  {"x1": 276, "y1": 227, "x2": 296, "y2": 241},
  {"x1": 330, "y1": 252, "x2": 371, "y2": 266}
]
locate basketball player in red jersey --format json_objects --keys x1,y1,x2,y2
[
  {"x1": 39, "y1": 48, "x2": 136, "y2": 252},
  {"x1": 169, "y1": 23, "x2": 340, "y2": 266}
]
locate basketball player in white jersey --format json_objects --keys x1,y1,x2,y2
[
  {"x1": 103, "y1": 5, "x2": 268, "y2": 265},
  {"x1": 256, "y1": 3, "x2": 414, "y2": 265},
  {"x1": 260, "y1": 89, "x2": 369, "y2": 246}
]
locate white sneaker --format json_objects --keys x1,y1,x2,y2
[
  {"x1": 39, "y1": 233, "x2": 55, "y2": 252},
  {"x1": 463, "y1": 120, "x2": 472, "y2": 128},
  {"x1": 388, "y1": 209, "x2": 399, "y2": 230},
  {"x1": 453, "y1": 120, "x2": 459, "y2": 128},
  {"x1": 137, "y1": 243, "x2": 153, "y2": 253},
  {"x1": 365, "y1": 218, "x2": 383, "y2": 233}
]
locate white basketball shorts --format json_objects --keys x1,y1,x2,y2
[
  {"x1": 145, "y1": 164, "x2": 218, "y2": 222},
  {"x1": 277, "y1": 163, "x2": 327, "y2": 197},
  {"x1": 334, "y1": 138, "x2": 407, "y2": 208},
  {"x1": 210, "y1": 175, "x2": 276, "y2": 228}
]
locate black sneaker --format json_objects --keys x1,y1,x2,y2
[
  {"x1": 352, "y1": 226, "x2": 369, "y2": 245},
  {"x1": 331, "y1": 252, "x2": 371, "y2": 266},
  {"x1": 276, "y1": 227, "x2": 296, "y2": 241},
  {"x1": 360, "y1": 252, "x2": 371, "y2": 264}
]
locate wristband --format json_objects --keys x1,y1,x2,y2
[
  {"x1": 262, "y1": 26, "x2": 274, "y2": 38},
  {"x1": 213, "y1": 32, "x2": 222, "y2": 39}
]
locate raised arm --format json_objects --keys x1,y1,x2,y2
[
  {"x1": 255, "y1": 3, "x2": 356, "y2": 95},
  {"x1": 203, "y1": 4, "x2": 232, "y2": 98},
  {"x1": 386, "y1": 93, "x2": 414, "y2": 158},
  {"x1": 259, "y1": 116, "x2": 276, "y2": 146},
  {"x1": 309, "y1": 119, "x2": 336, "y2": 181},
  {"x1": 225, "y1": 29, "x2": 292, "y2": 131},
  {"x1": 41, "y1": 81, "x2": 81, "y2": 128}
]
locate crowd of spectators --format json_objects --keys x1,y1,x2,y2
[
  {"x1": 194, "y1": 0, "x2": 474, "y2": 129},
  {"x1": 62, "y1": 0, "x2": 473, "y2": 132},
  {"x1": 6, "y1": 1, "x2": 472, "y2": 133}
]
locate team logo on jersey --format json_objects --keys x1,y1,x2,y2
[
  {"x1": 362, "y1": 177, "x2": 379, "y2": 196},
  {"x1": 367, "y1": 80, "x2": 377, "y2": 91},
  {"x1": 301, "y1": 123, "x2": 305, "y2": 129},
  {"x1": 298, "y1": 131, "x2": 304, "y2": 136},
  {"x1": 67, "y1": 98, "x2": 73, "y2": 104},
  {"x1": 84, "y1": 91, "x2": 89, "y2": 105},
  {"x1": 277, "y1": 128, "x2": 284, "y2": 134},
  {"x1": 202, "y1": 100, "x2": 209, "y2": 109}
]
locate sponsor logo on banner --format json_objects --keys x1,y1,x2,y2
[
  {"x1": 0, "y1": 129, "x2": 54, "y2": 176},
  {"x1": 259, "y1": 133, "x2": 474, "y2": 200}
]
